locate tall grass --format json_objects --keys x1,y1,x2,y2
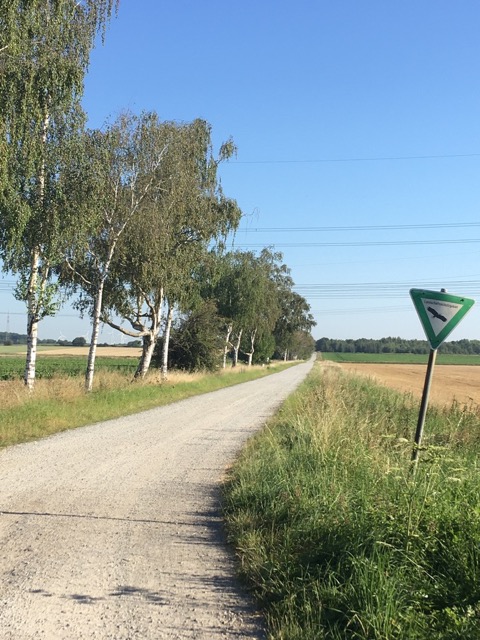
[
  {"x1": 223, "y1": 362, "x2": 480, "y2": 639},
  {"x1": 0, "y1": 363, "x2": 294, "y2": 448}
]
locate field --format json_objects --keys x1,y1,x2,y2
[
  {"x1": 0, "y1": 345, "x2": 141, "y2": 357},
  {"x1": 334, "y1": 362, "x2": 480, "y2": 407},
  {"x1": 318, "y1": 352, "x2": 480, "y2": 407},
  {"x1": 320, "y1": 351, "x2": 480, "y2": 365},
  {"x1": 0, "y1": 346, "x2": 142, "y2": 379}
]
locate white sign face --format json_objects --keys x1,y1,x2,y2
[
  {"x1": 420, "y1": 298, "x2": 463, "y2": 337},
  {"x1": 410, "y1": 288, "x2": 475, "y2": 350}
]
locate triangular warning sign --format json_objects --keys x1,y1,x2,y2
[{"x1": 410, "y1": 289, "x2": 475, "y2": 350}]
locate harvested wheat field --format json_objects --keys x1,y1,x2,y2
[{"x1": 332, "y1": 362, "x2": 480, "y2": 408}]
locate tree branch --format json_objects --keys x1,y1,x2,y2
[
  {"x1": 101, "y1": 317, "x2": 149, "y2": 338},
  {"x1": 65, "y1": 259, "x2": 92, "y2": 286}
]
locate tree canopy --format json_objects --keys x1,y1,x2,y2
[
  {"x1": 0, "y1": 2, "x2": 316, "y2": 387},
  {"x1": 0, "y1": 0, "x2": 118, "y2": 388}
]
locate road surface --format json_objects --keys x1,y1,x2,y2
[{"x1": 0, "y1": 360, "x2": 313, "y2": 639}]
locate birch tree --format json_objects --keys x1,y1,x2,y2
[
  {"x1": 274, "y1": 290, "x2": 316, "y2": 360},
  {"x1": 209, "y1": 250, "x2": 266, "y2": 367},
  {"x1": 239, "y1": 250, "x2": 281, "y2": 366},
  {"x1": 62, "y1": 111, "x2": 168, "y2": 391},
  {"x1": 101, "y1": 119, "x2": 241, "y2": 380},
  {"x1": 0, "y1": 0, "x2": 118, "y2": 389},
  {"x1": 206, "y1": 251, "x2": 245, "y2": 368},
  {"x1": 210, "y1": 249, "x2": 306, "y2": 366}
]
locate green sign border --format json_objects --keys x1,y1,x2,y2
[{"x1": 410, "y1": 289, "x2": 475, "y2": 350}]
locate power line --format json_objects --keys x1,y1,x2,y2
[
  {"x1": 231, "y1": 152, "x2": 480, "y2": 165},
  {"x1": 296, "y1": 277, "x2": 480, "y2": 287},
  {"x1": 238, "y1": 222, "x2": 480, "y2": 233},
  {"x1": 295, "y1": 278, "x2": 480, "y2": 299},
  {"x1": 237, "y1": 238, "x2": 480, "y2": 248}
]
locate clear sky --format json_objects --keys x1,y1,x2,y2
[{"x1": 2, "y1": 0, "x2": 480, "y2": 342}]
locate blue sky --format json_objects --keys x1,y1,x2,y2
[{"x1": 2, "y1": 0, "x2": 480, "y2": 342}]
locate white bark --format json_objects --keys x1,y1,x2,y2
[
  {"x1": 24, "y1": 251, "x2": 40, "y2": 390},
  {"x1": 24, "y1": 112, "x2": 50, "y2": 390},
  {"x1": 161, "y1": 304, "x2": 173, "y2": 380},
  {"x1": 85, "y1": 285, "x2": 104, "y2": 392},
  {"x1": 135, "y1": 334, "x2": 156, "y2": 379},
  {"x1": 223, "y1": 323, "x2": 233, "y2": 369},
  {"x1": 244, "y1": 328, "x2": 257, "y2": 367},
  {"x1": 232, "y1": 329, "x2": 242, "y2": 368}
]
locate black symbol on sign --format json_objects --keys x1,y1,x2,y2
[{"x1": 427, "y1": 307, "x2": 447, "y2": 323}]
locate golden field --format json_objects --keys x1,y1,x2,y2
[{"x1": 335, "y1": 361, "x2": 480, "y2": 407}]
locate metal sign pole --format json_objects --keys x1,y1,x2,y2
[{"x1": 411, "y1": 348, "x2": 437, "y2": 469}]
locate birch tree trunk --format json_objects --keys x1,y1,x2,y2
[
  {"x1": 24, "y1": 112, "x2": 50, "y2": 390},
  {"x1": 85, "y1": 285, "x2": 104, "y2": 392},
  {"x1": 103, "y1": 289, "x2": 164, "y2": 381},
  {"x1": 161, "y1": 304, "x2": 173, "y2": 381},
  {"x1": 134, "y1": 333, "x2": 156, "y2": 379},
  {"x1": 84, "y1": 227, "x2": 122, "y2": 391},
  {"x1": 245, "y1": 328, "x2": 257, "y2": 367},
  {"x1": 223, "y1": 323, "x2": 233, "y2": 369},
  {"x1": 232, "y1": 329, "x2": 242, "y2": 368},
  {"x1": 24, "y1": 250, "x2": 40, "y2": 390}
]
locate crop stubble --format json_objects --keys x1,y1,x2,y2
[{"x1": 335, "y1": 362, "x2": 480, "y2": 407}]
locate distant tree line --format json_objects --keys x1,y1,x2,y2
[
  {"x1": 316, "y1": 337, "x2": 480, "y2": 355},
  {"x1": 0, "y1": 332, "x2": 140, "y2": 348},
  {"x1": 0, "y1": 332, "x2": 54, "y2": 346}
]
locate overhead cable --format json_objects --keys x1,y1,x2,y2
[
  {"x1": 231, "y1": 152, "x2": 480, "y2": 165},
  {"x1": 237, "y1": 238, "x2": 480, "y2": 248},
  {"x1": 238, "y1": 222, "x2": 480, "y2": 233}
]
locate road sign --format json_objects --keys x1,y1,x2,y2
[{"x1": 410, "y1": 288, "x2": 475, "y2": 350}]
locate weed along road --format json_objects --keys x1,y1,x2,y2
[{"x1": 0, "y1": 360, "x2": 313, "y2": 640}]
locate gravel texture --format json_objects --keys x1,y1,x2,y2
[{"x1": 0, "y1": 360, "x2": 313, "y2": 639}]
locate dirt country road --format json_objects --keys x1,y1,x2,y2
[{"x1": 0, "y1": 360, "x2": 313, "y2": 640}]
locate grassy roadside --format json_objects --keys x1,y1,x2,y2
[
  {"x1": 223, "y1": 361, "x2": 480, "y2": 639},
  {"x1": 0, "y1": 362, "x2": 296, "y2": 449}
]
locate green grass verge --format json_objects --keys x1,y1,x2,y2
[
  {"x1": 0, "y1": 363, "x2": 296, "y2": 449},
  {"x1": 320, "y1": 352, "x2": 480, "y2": 365},
  {"x1": 223, "y1": 363, "x2": 480, "y2": 639}
]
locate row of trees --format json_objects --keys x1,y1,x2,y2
[
  {"x1": 0, "y1": 2, "x2": 315, "y2": 390},
  {"x1": 316, "y1": 336, "x2": 480, "y2": 355},
  {"x1": 163, "y1": 248, "x2": 316, "y2": 371}
]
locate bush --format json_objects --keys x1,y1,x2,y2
[{"x1": 154, "y1": 299, "x2": 224, "y2": 372}]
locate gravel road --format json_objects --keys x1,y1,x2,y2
[{"x1": 0, "y1": 360, "x2": 314, "y2": 640}]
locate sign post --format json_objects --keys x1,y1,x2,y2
[{"x1": 409, "y1": 288, "x2": 475, "y2": 468}]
